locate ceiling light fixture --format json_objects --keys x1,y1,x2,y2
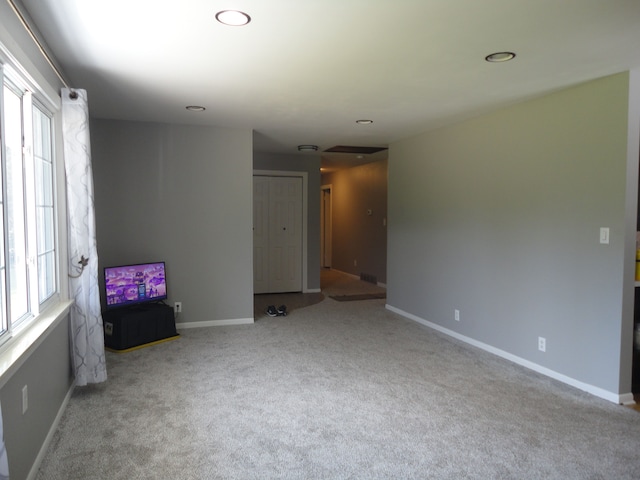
[
  {"x1": 298, "y1": 145, "x2": 318, "y2": 152},
  {"x1": 356, "y1": 119, "x2": 373, "y2": 125},
  {"x1": 215, "y1": 10, "x2": 251, "y2": 26},
  {"x1": 485, "y1": 51, "x2": 516, "y2": 63},
  {"x1": 186, "y1": 105, "x2": 206, "y2": 112}
]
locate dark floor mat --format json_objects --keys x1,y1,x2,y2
[
  {"x1": 329, "y1": 293, "x2": 386, "y2": 302},
  {"x1": 254, "y1": 292, "x2": 325, "y2": 318}
]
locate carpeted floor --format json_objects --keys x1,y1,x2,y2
[{"x1": 35, "y1": 271, "x2": 640, "y2": 479}]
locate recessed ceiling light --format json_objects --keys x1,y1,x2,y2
[
  {"x1": 298, "y1": 145, "x2": 318, "y2": 152},
  {"x1": 216, "y1": 10, "x2": 251, "y2": 26},
  {"x1": 485, "y1": 52, "x2": 516, "y2": 63},
  {"x1": 356, "y1": 119, "x2": 373, "y2": 125},
  {"x1": 186, "y1": 105, "x2": 206, "y2": 112}
]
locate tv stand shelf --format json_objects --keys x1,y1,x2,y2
[{"x1": 103, "y1": 303, "x2": 178, "y2": 351}]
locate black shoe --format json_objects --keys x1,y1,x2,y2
[
  {"x1": 277, "y1": 305, "x2": 287, "y2": 316},
  {"x1": 266, "y1": 305, "x2": 278, "y2": 317}
]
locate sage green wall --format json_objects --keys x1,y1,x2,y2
[
  {"x1": 91, "y1": 119, "x2": 254, "y2": 324},
  {"x1": 321, "y1": 159, "x2": 388, "y2": 284},
  {"x1": 388, "y1": 73, "x2": 636, "y2": 396}
]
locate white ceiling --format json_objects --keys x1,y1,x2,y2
[{"x1": 17, "y1": 0, "x2": 640, "y2": 169}]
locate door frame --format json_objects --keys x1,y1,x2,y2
[
  {"x1": 321, "y1": 184, "x2": 332, "y2": 268},
  {"x1": 253, "y1": 170, "x2": 309, "y2": 292}
]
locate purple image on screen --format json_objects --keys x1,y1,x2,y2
[{"x1": 104, "y1": 262, "x2": 167, "y2": 308}]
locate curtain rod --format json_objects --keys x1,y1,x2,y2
[{"x1": 7, "y1": 0, "x2": 71, "y2": 90}]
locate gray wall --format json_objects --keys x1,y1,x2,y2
[
  {"x1": 321, "y1": 159, "x2": 388, "y2": 283},
  {"x1": 0, "y1": 1, "x2": 62, "y2": 102},
  {"x1": 388, "y1": 72, "x2": 637, "y2": 396},
  {"x1": 0, "y1": 318, "x2": 73, "y2": 480},
  {"x1": 91, "y1": 119, "x2": 254, "y2": 324},
  {"x1": 253, "y1": 151, "x2": 321, "y2": 291}
]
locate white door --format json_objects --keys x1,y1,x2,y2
[{"x1": 253, "y1": 176, "x2": 303, "y2": 293}]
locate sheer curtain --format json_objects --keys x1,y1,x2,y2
[{"x1": 62, "y1": 88, "x2": 107, "y2": 386}]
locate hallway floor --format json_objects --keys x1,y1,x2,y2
[{"x1": 253, "y1": 269, "x2": 386, "y2": 319}]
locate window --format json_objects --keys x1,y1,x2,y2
[
  {"x1": 33, "y1": 104, "x2": 56, "y2": 303},
  {"x1": 0, "y1": 65, "x2": 57, "y2": 343}
]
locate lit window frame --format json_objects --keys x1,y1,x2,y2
[{"x1": 0, "y1": 61, "x2": 59, "y2": 346}]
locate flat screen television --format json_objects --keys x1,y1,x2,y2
[{"x1": 104, "y1": 261, "x2": 167, "y2": 309}]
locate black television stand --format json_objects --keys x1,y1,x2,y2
[{"x1": 103, "y1": 302, "x2": 178, "y2": 352}]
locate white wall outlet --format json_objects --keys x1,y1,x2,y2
[
  {"x1": 174, "y1": 302, "x2": 182, "y2": 314},
  {"x1": 599, "y1": 227, "x2": 610, "y2": 244},
  {"x1": 454, "y1": 309, "x2": 460, "y2": 321},
  {"x1": 22, "y1": 385, "x2": 28, "y2": 414},
  {"x1": 538, "y1": 336, "x2": 546, "y2": 352}
]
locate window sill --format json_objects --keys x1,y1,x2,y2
[{"x1": 0, "y1": 299, "x2": 73, "y2": 390}]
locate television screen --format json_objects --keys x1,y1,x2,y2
[{"x1": 104, "y1": 262, "x2": 167, "y2": 309}]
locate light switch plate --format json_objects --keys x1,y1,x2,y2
[{"x1": 600, "y1": 227, "x2": 609, "y2": 244}]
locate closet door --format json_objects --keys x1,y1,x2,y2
[{"x1": 253, "y1": 176, "x2": 303, "y2": 293}]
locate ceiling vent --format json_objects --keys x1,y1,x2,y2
[{"x1": 324, "y1": 145, "x2": 388, "y2": 155}]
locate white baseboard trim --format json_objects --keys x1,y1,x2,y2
[
  {"x1": 619, "y1": 393, "x2": 636, "y2": 406},
  {"x1": 27, "y1": 378, "x2": 76, "y2": 480},
  {"x1": 177, "y1": 318, "x2": 254, "y2": 329},
  {"x1": 305, "y1": 288, "x2": 321, "y2": 293},
  {"x1": 386, "y1": 304, "x2": 633, "y2": 405}
]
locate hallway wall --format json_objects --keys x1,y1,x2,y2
[{"x1": 321, "y1": 159, "x2": 388, "y2": 284}]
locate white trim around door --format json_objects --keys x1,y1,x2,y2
[{"x1": 253, "y1": 170, "x2": 309, "y2": 293}]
